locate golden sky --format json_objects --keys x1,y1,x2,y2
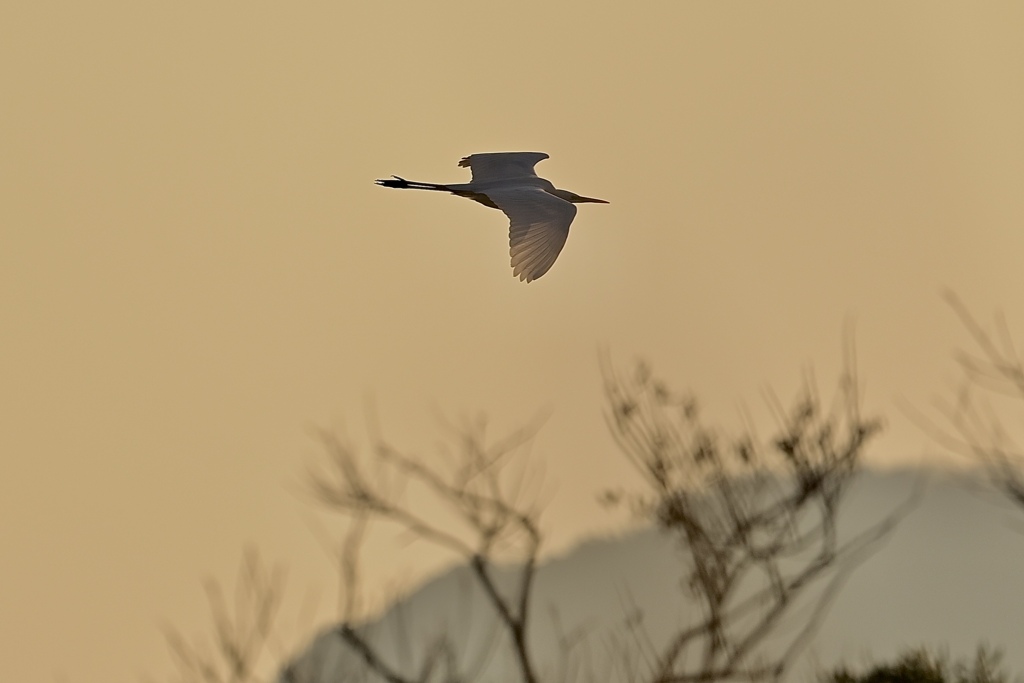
[{"x1": 3, "y1": 2, "x2": 1024, "y2": 680}]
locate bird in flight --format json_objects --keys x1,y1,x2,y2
[{"x1": 376, "y1": 152, "x2": 607, "y2": 282}]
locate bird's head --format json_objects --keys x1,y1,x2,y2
[{"x1": 553, "y1": 189, "x2": 609, "y2": 204}]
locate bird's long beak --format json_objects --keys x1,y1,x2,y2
[{"x1": 576, "y1": 196, "x2": 609, "y2": 204}]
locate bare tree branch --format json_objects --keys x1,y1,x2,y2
[
  {"x1": 307, "y1": 417, "x2": 545, "y2": 683},
  {"x1": 286, "y1": 351, "x2": 905, "y2": 683},
  {"x1": 935, "y1": 292, "x2": 1024, "y2": 510},
  {"x1": 160, "y1": 548, "x2": 286, "y2": 683},
  {"x1": 601, "y1": 353, "x2": 910, "y2": 683}
]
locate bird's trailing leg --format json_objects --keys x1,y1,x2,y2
[{"x1": 374, "y1": 175, "x2": 450, "y2": 192}]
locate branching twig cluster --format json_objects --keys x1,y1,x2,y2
[
  {"x1": 161, "y1": 548, "x2": 286, "y2": 683},
  {"x1": 166, "y1": 353, "x2": 907, "y2": 683},
  {"x1": 935, "y1": 293, "x2": 1024, "y2": 510},
  {"x1": 305, "y1": 417, "x2": 545, "y2": 683},
  {"x1": 601, "y1": 356, "x2": 911, "y2": 683}
]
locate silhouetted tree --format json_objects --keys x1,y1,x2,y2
[
  {"x1": 601, "y1": 354, "x2": 913, "y2": 683},
  {"x1": 282, "y1": 352, "x2": 909, "y2": 683},
  {"x1": 821, "y1": 645, "x2": 1011, "y2": 683},
  {"x1": 931, "y1": 293, "x2": 1024, "y2": 512},
  {"x1": 154, "y1": 548, "x2": 287, "y2": 683},
  {"x1": 300, "y1": 416, "x2": 545, "y2": 683}
]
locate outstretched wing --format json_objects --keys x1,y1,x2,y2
[
  {"x1": 484, "y1": 187, "x2": 577, "y2": 282},
  {"x1": 458, "y1": 152, "x2": 550, "y2": 183}
]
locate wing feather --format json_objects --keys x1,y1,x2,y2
[
  {"x1": 483, "y1": 187, "x2": 577, "y2": 282},
  {"x1": 458, "y1": 152, "x2": 549, "y2": 183}
]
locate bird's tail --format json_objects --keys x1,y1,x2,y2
[{"x1": 374, "y1": 175, "x2": 450, "y2": 192}]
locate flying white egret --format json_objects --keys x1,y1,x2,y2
[{"x1": 375, "y1": 152, "x2": 608, "y2": 282}]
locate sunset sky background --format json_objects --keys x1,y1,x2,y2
[{"x1": 3, "y1": 3, "x2": 1024, "y2": 681}]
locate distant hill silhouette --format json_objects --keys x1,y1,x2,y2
[{"x1": 278, "y1": 469, "x2": 1024, "y2": 682}]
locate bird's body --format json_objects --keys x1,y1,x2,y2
[{"x1": 375, "y1": 152, "x2": 607, "y2": 282}]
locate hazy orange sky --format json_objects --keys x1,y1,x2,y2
[{"x1": 3, "y1": 2, "x2": 1024, "y2": 681}]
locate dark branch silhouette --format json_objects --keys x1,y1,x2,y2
[
  {"x1": 282, "y1": 348, "x2": 909, "y2": 683},
  {"x1": 156, "y1": 344, "x2": 912, "y2": 683},
  {"x1": 930, "y1": 292, "x2": 1024, "y2": 511},
  {"x1": 601, "y1": 352, "x2": 914, "y2": 683},
  {"x1": 305, "y1": 417, "x2": 545, "y2": 683},
  {"x1": 159, "y1": 548, "x2": 286, "y2": 683}
]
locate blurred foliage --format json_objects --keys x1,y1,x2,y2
[{"x1": 821, "y1": 645, "x2": 1014, "y2": 683}]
